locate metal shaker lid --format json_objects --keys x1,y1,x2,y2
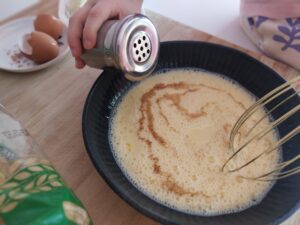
[{"x1": 115, "y1": 14, "x2": 159, "y2": 80}]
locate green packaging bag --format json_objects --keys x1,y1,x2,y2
[{"x1": 0, "y1": 105, "x2": 92, "y2": 225}]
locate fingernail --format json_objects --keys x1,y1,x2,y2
[
  {"x1": 75, "y1": 59, "x2": 85, "y2": 69},
  {"x1": 75, "y1": 59, "x2": 81, "y2": 68},
  {"x1": 84, "y1": 39, "x2": 92, "y2": 49}
]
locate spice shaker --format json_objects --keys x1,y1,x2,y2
[{"x1": 81, "y1": 14, "x2": 160, "y2": 81}]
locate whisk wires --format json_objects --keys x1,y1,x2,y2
[{"x1": 222, "y1": 76, "x2": 300, "y2": 181}]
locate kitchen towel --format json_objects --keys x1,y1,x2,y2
[{"x1": 240, "y1": 0, "x2": 300, "y2": 70}]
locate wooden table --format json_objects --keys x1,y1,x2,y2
[{"x1": 0, "y1": 1, "x2": 299, "y2": 224}]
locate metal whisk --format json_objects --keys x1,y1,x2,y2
[{"x1": 222, "y1": 75, "x2": 300, "y2": 181}]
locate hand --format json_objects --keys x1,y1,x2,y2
[{"x1": 68, "y1": 0, "x2": 143, "y2": 69}]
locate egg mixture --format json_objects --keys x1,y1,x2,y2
[{"x1": 109, "y1": 70, "x2": 280, "y2": 215}]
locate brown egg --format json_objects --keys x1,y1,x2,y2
[
  {"x1": 34, "y1": 14, "x2": 64, "y2": 40},
  {"x1": 23, "y1": 31, "x2": 59, "y2": 64}
]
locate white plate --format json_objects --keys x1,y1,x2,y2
[{"x1": 0, "y1": 17, "x2": 70, "y2": 73}]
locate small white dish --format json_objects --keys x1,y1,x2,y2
[{"x1": 0, "y1": 17, "x2": 70, "y2": 73}]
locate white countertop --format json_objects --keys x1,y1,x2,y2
[{"x1": 0, "y1": 0, "x2": 39, "y2": 21}]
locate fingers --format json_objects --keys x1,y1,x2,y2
[
  {"x1": 82, "y1": 1, "x2": 116, "y2": 49},
  {"x1": 68, "y1": 2, "x2": 95, "y2": 69},
  {"x1": 68, "y1": 4, "x2": 92, "y2": 58},
  {"x1": 68, "y1": 0, "x2": 143, "y2": 69}
]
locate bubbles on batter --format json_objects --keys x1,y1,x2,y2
[{"x1": 108, "y1": 69, "x2": 280, "y2": 216}]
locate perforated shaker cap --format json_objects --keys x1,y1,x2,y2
[{"x1": 115, "y1": 14, "x2": 159, "y2": 80}]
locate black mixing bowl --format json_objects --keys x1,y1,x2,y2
[{"x1": 83, "y1": 41, "x2": 300, "y2": 225}]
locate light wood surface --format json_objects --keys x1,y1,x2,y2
[{"x1": 0, "y1": 1, "x2": 299, "y2": 225}]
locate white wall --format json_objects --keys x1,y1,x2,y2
[{"x1": 143, "y1": 0, "x2": 256, "y2": 51}]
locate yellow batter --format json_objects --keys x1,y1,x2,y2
[{"x1": 110, "y1": 69, "x2": 280, "y2": 215}]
